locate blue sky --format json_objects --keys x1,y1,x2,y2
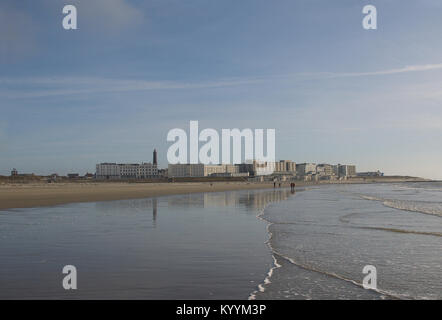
[{"x1": 1, "y1": 0, "x2": 442, "y2": 179}]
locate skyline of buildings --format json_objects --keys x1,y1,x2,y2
[
  {"x1": 8, "y1": 148, "x2": 386, "y2": 180},
  {"x1": 91, "y1": 149, "x2": 363, "y2": 181}
]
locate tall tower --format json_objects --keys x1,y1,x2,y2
[{"x1": 153, "y1": 149, "x2": 157, "y2": 166}]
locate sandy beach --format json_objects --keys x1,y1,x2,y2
[
  {"x1": 0, "y1": 176, "x2": 428, "y2": 211},
  {"x1": 0, "y1": 181, "x2": 281, "y2": 210}
]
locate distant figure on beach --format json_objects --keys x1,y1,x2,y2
[
  {"x1": 290, "y1": 182, "x2": 296, "y2": 193},
  {"x1": 273, "y1": 182, "x2": 276, "y2": 188},
  {"x1": 279, "y1": 182, "x2": 281, "y2": 188}
]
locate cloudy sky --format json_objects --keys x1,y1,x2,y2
[{"x1": 1, "y1": 0, "x2": 442, "y2": 179}]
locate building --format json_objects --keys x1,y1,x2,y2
[
  {"x1": 96, "y1": 163, "x2": 120, "y2": 180},
  {"x1": 168, "y1": 164, "x2": 204, "y2": 177},
  {"x1": 316, "y1": 164, "x2": 333, "y2": 177},
  {"x1": 119, "y1": 164, "x2": 139, "y2": 179},
  {"x1": 338, "y1": 164, "x2": 357, "y2": 177},
  {"x1": 96, "y1": 162, "x2": 158, "y2": 179},
  {"x1": 238, "y1": 163, "x2": 254, "y2": 176},
  {"x1": 137, "y1": 163, "x2": 158, "y2": 179},
  {"x1": 296, "y1": 163, "x2": 317, "y2": 176},
  {"x1": 167, "y1": 164, "x2": 243, "y2": 178},
  {"x1": 274, "y1": 160, "x2": 296, "y2": 173},
  {"x1": 96, "y1": 149, "x2": 159, "y2": 180},
  {"x1": 253, "y1": 160, "x2": 277, "y2": 176},
  {"x1": 357, "y1": 171, "x2": 383, "y2": 177},
  {"x1": 237, "y1": 161, "x2": 274, "y2": 176},
  {"x1": 158, "y1": 168, "x2": 168, "y2": 178}
]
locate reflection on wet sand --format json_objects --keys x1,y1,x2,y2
[
  {"x1": 94, "y1": 189, "x2": 294, "y2": 227},
  {"x1": 168, "y1": 189, "x2": 292, "y2": 210},
  {"x1": 1, "y1": 188, "x2": 295, "y2": 299}
]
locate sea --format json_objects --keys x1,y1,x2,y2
[{"x1": 0, "y1": 182, "x2": 440, "y2": 299}]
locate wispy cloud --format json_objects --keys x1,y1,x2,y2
[
  {"x1": 298, "y1": 63, "x2": 442, "y2": 79},
  {"x1": 2, "y1": 63, "x2": 442, "y2": 99},
  {"x1": 0, "y1": 76, "x2": 266, "y2": 99}
]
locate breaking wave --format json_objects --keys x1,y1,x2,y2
[{"x1": 360, "y1": 195, "x2": 442, "y2": 217}]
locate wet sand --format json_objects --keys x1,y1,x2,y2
[
  {"x1": 0, "y1": 176, "x2": 427, "y2": 211},
  {"x1": 0, "y1": 182, "x2": 280, "y2": 210}
]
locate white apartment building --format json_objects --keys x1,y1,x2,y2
[
  {"x1": 96, "y1": 162, "x2": 158, "y2": 179},
  {"x1": 168, "y1": 164, "x2": 242, "y2": 178},
  {"x1": 138, "y1": 163, "x2": 158, "y2": 178},
  {"x1": 96, "y1": 163, "x2": 120, "y2": 180},
  {"x1": 168, "y1": 164, "x2": 205, "y2": 177},
  {"x1": 119, "y1": 164, "x2": 139, "y2": 179}
]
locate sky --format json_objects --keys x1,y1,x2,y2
[{"x1": 1, "y1": 0, "x2": 442, "y2": 179}]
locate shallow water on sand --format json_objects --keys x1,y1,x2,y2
[
  {"x1": 0, "y1": 189, "x2": 291, "y2": 299},
  {"x1": 253, "y1": 182, "x2": 442, "y2": 300},
  {"x1": 2, "y1": 182, "x2": 440, "y2": 299}
]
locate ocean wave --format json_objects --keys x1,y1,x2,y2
[
  {"x1": 250, "y1": 197, "x2": 407, "y2": 301},
  {"x1": 269, "y1": 251, "x2": 412, "y2": 300},
  {"x1": 383, "y1": 199, "x2": 442, "y2": 217},
  {"x1": 391, "y1": 182, "x2": 442, "y2": 192},
  {"x1": 360, "y1": 195, "x2": 442, "y2": 217},
  {"x1": 359, "y1": 226, "x2": 442, "y2": 237}
]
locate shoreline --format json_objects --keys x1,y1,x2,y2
[{"x1": 0, "y1": 177, "x2": 429, "y2": 211}]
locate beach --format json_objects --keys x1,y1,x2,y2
[
  {"x1": 0, "y1": 181, "x2": 440, "y2": 299},
  {"x1": 0, "y1": 189, "x2": 290, "y2": 299},
  {"x1": 0, "y1": 181, "x2": 279, "y2": 210},
  {"x1": 0, "y1": 177, "x2": 427, "y2": 211}
]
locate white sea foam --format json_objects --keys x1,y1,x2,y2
[
  {"x1": 361, "y1": 195, "x2": 383, "y2": 201},
  {"x1": 248, "y1": 199, "x2": 285, "y2": 300},
  {"x1": 383, "y1": 199, "x2": 442, "y2": 217},
  {"x1": 360, "y1": 195, "x2": 442, "y2": 217}
]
